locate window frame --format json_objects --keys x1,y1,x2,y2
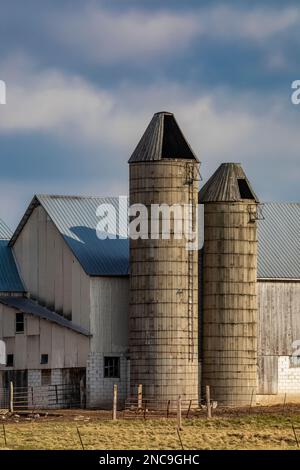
[
  {"x1": 40, "y1": 354, "x2": 49, "y2": 365},
  {"x1": 15, "y1": 312, "x2": 24, "y2": 334},
  {"x1": 104, "y1": 356, "x2": 120, "y2": 379}
]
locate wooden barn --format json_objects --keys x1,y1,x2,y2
[
  {"x1": 257, "y1": 202, "x2": 300, "y2": 402},
  {"x1": 0, "y1": 196, "x2": 129, "y2": 408}
]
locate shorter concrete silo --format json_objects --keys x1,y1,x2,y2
[{"x1": 200, "y1": 163, "x2": 259, "y2": 406}]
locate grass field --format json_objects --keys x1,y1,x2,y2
[{"x1": 1, "y1": 408, "x2": 300, "y2": 450}]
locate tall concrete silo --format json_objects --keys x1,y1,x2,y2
[
  {"x1": 128, "y1": 112, "x2": 199, "y2": 403},
  {"x1": 200, "y1": 163, "x2": 259, "y2": 406}
]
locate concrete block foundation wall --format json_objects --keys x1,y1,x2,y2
[
  {"x1": 278, "y1": 356, "x2": 300, "y2": 393},
  {"x1": 27, "y1": 369, "x2": 64, "y2": 408},
  {"x1": 86, "y1": 353, "x2": 128, "y2": 408},
  {"x1": 28, "y1": 369, "x2": 42, "y2": 387}
]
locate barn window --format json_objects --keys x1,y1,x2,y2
[
  {"x1": 290, "y1": 356, "x2": 300, "y2": 368},
  {"x1": 41, "y1": 370, "x2": 51, "y2": 386},
  {"x1": 104, "y1": 357, "x2": 120, "y2": 378},
  {"x1": 40, "y1": 354, "x2": 49, "y2": 365},
  {"x1": 6, "y1": 354, "x2": 14, "y2": 367},
  {"x1": 15, "y1": 313, "x2": 24, "y2": 333}
]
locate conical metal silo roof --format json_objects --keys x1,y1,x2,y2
[
  {"x1": 128, "y1": 111, "x2": 199, "y2": 163},
  {"x1": 199, "y1": 163, "x2": 259, "y2": 203}
]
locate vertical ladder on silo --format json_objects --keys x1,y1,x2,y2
[{"x1": 186, "y1": 163, "x2": 195, "y2": 362}]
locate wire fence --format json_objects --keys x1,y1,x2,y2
[{"x1": 0, "y1": 383, "x2": 81, "y2": 411}]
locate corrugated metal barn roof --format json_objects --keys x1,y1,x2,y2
[
  {"x1": 0, "y1": 241, "x2": 25, "y2": 292},
  {"x1": 8, "y1": 195, "x2": 299, "y2": 280},
  {"x1": 0, "y1": 296, "x2": 90, "y2": 336},
  {"x1": 0, "y1": 218, "x2": 12, "y2": 240},
  {"x1": 257, "y1": 203, "x2": 300, "y2": 280},
  {"x1": 0, "y1": 218, "x2": 25, "y2": 292},
  {"x1": 129, "y1": 112, "x2": 199, "y2": 163},
  {"x1": 10, "y1": 195, "x2": 130, "y2": 277},
  {"x1": 199, "y1": 163, "x2": 259, "y2": 203}
]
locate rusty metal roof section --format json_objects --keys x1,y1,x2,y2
[
  {"x1": 199, "y1": 163, "x2": 259, "y2": 203},
  {"x1": 0, "y1": 218, "x2": 12, "y2": 240},
  {"x1": 128, "y1": 111, "x2": 199, "y2": 163},
  {"x1": 0, "y1": 296, "x2": 91, "y2": 336}
]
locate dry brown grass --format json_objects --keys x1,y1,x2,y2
[{"x1": 1, "y1": 411, "x2": 300, "y2": 450}]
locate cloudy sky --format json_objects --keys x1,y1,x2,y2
[{"x1": 0, "y1": 0, "x2": 299, "y2": 228}]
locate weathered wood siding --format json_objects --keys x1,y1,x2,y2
[
  {"x1": 0, "y1": 304, "x2": 89, "y2": 369},
  {"x1": 258, "y1": 281, "x2": 300, "y2": 356},
  {"x1": 257, "y1": 356, "x2": 278, "y2": 394},
  {"x1": 13, "y1": 205, "x2": 90, "y2": 330},
  {"x1": 257, "y1": 281, "x2": 300, "y2": 394}
]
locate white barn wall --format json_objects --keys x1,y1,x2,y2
[
  {"x1": 13, "y1": 205, "x2": 90, "y2": 330},
  {"x1": 0, "y1": 304, "x2": 89, "y2": 371},
  {"x1": 9, "y1": 204, "x2": 131, "y2": 407},
  {"x1": 87, "y1": 277, "x2": 129, "y2": 407}
]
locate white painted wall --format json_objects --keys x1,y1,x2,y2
[
  {"x1": 0, "y1": 304, "x2": 89, "y2": 370},
  {"x1": 278, "y1": 356, "x2": 300, "y2": 393},
  {"x1": 13, "y1": 205, "x2": 90, "y2": 330}
]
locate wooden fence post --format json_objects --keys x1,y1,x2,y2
[
  {"x1": 112, "y1": 384, "x2": 118, "y2": 420},
  {"x1": 206, "y1": 385, "x2": 212, "y2": 419},
  {"x1": 9, "y1": 382, "x2": 13, "y2": 413},
  {"x1": 177, "y1": 395, "x2": 182, "y2": 430},
  {"x1": 138, "y1": 384, "x2": 143, "y2": 409}
]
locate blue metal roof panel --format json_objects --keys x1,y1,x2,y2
[
  {"x1": 37, "y1": 195, "x2": 129, "y2": 276},
  {"x1": 0, "y1": 240, "x2": 25, "y2": 292},
  {"x1": 257, "y1": 203, "x2": 300, "y2": 279},
  {"x1": 0, "y1": 296, "x2": 91, "y2": 336},
  {"x1": 9, "y1": 195, "x2": 299, "y2": 280}
]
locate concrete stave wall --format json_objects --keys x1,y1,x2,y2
[
  {"x1": 129, "y1": 160, "x2": 199, "y2": 402},
  {"x1": 201, "y1": 202, "x2": 258, "y2": 405}
]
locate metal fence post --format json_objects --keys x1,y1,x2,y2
[{"x1": 55, "y1": 384, "x2": 58, "y2": 405}]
